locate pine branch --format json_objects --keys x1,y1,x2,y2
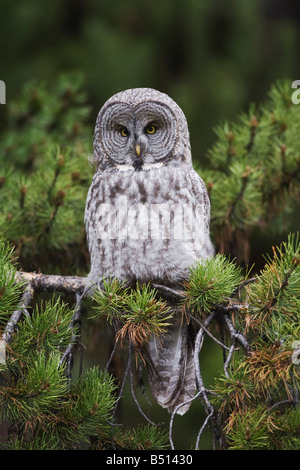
[
  {"x1": 151, "y1": 283, "x2": 186, "y2": 302},
  {"x1": 16, "y1": 271, "x2": 89, "y2": 294},
  {"x1": 1, "y1": 271, "x2": 90, "y2": 348}
]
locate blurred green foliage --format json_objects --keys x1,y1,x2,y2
[
  {"x1": 1, "y1": 0, "x2": 300, "y2": 160},
  {"x1": 0, "y1": 75, "x2": 93, "y2": 274}
]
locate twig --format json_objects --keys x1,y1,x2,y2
[
  {"x1": 105, "y1": 339, "x2": 118, "y2": 373},
  {"x1": 151, "y1": 283, "x2": 186, "y2": 302},
  {"x1": 223, "y1": 314, "x2": 251, "y2": 353},
  {"x1": 268, "y1": 400, "x2": 295, "y2": 412},
  {"x1": 233, "y1": 277, "x2": 257, "y2": 295},
  {"x1": 15, "y1": 271, "x2": 90, "y2": 295},
  {"x1": 216, "y1": 302, "x2": 249, "y2": 312},
  {"x1": 190, "y1": 314, "x2": 230, "y2": 351},
  {"x1": 138, "y1": 360, "x2": 152, "y2": 406},
  {"x1": 2, "y1": 283, "x2": 35, "y2": 343},
  {"x1": 194, "y1": 312, "x2": 222, "y2": 448},
  {"x1": 3, "y1": 271, "x2": 91, "y2": 378},
  {"x1": 112, "y1": 345, "x2": 132, "y2": 420},
  {"x1": 194, "y1": 313, "x2": 216, "y2": 411},
  {"x1": 226, "y1": 172, "x2": 249, "y2": 223},
  {"x1": 128, "y1": 343, "x2": 157, "y2": 426},
  {"x1": 195, "y1": 408, "x2": 215, "y2": 450},
  {"x1": 105, "y1": 320, "x2": 122, "y2": 373},
  {"x1": 223, "y1": 342, "x2": 236, "y2": 378},
  {"x1": 169, "y1": 390, "x2": 203, "y2": 450},
  {"x1": 60, "y1": 291, "x2": 85, "y2": 382}
]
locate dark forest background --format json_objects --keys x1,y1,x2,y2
[{"x1": 1, "y1": 0, "x2": 300, "y2": 160}]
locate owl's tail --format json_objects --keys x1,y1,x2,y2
[{"x1": 146, "y1": 314, "x2": 197, "y2": 415}]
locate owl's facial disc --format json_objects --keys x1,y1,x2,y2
[{"x1": 99, "y1": 101, "x2": 177, "y2": 170}]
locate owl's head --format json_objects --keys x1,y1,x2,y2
[{"x1": 93, "y1": 88, "x2": 191, "y2": 172}]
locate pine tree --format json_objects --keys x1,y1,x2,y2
[
  {"x1": 210, "y1": 234, "x2": 300, "y2": 450},
  {"x1": 0, "y1": 76, "x2": 299, "y2": 450}
]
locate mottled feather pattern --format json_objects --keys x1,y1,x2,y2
[
  {"x1": 85, "y1": 165, "x2": 213, "y2": 287},
  {"x1": 85, "y1": 88, "x2": 214, "y2": 414}
]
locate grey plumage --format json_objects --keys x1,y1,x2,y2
[{"x1": 85, "y1": 88, "x2": 214, "y2": 415}]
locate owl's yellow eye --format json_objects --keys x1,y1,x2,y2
[
  {"x1": 120, "y1": 127, "x2": 129, "y2": 137},
  {"x1": 145, "y1": 124, "x2": 156, "y2": 134}
]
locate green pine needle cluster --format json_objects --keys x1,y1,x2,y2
[
  {"x1": 0, "y1": 352, "x2": 69, "y2": 423},
  {"x1": 243, "y1": 232, "x2": 300, "y2": 346},
  {"x1": 90, "y1": 278, "x2": 130, "y2": 322},
  {"x1": 0, "y1": 238, "x2": 26, "y2": 323},
  {"x1": 184, "y1": 254, "x2": 243, "y2": 316},
  {"x1": 92, "y1": 280, "x2": 172, "y2": 347},
  {"x1": 92, "y1": 424, "x2": 168, "y2": 451},
  {"x1": 8, "y1": 299, "x2": 75, "y2": 363}
]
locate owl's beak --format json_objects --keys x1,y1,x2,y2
[{"x1": 135, "y1": 144, "x2": 141, "y2": 157}]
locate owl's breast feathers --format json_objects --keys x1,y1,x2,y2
[{"x1": 85, "y1": 166, "x2": 213, "y2": 287}]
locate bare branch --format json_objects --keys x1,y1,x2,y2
[
  {"x1": 268, "y1": 400, "x2": 296, "y2": 412},
  {"x1": 194, "y1": 313, "x2": 216, "y2": 410},
  {"x1": 233, "y1": 277, "x2": 257, "y2": 295},
  {"x1": 222, "y1": 314, "x2": 251, "y2": 353},
  {"x1": 151, "y1": 283, "x2": 186, "y2": 302},
  {"x1": 112, "y1": 345, "x2": 132, "y2": 420},
  {"x1": 193, "y1": 312, "x2": 223, "y2": 448},
  {"x1": 128, "y1": 344, "x2": 157, "y2": 426},
  {"x1": 223, "y1": 343, "x2": 236, "y2": 378},
  {"x1": 190, "y1": 314, "x2": 230, "y2": 351},
  {"x1": 2, "y1": 283, "x2": 34, "y2": 343},
  {"x1": 16, "y1": 271, "x2": 90, "y2": 295},
  {"x1": 59, "y1": 291, "x2": 84, "y2": 382},
  {"x1": 195, "y1": 408, "x2": 214, "y2": 450},
  {"x1": 169, "y1": 390, "x2": 203, "y2": 450},
  {"x1": 105, "y1": 338, "x2": 118, "y2": 373}
]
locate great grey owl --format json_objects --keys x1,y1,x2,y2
[{"x1": 85, "y1": 88, "x2": 214, "y2": 415}]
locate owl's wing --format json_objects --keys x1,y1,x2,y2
[
  {"x1": 189, "y1": 169, "x2": 214, "y2": 259},
  {"x1": 189, "y1": 169, "x2": 211, "y2": 231}
]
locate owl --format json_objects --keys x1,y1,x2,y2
[{"x1": 85, "y1": 88, "x2": 214, "y2": 415}]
